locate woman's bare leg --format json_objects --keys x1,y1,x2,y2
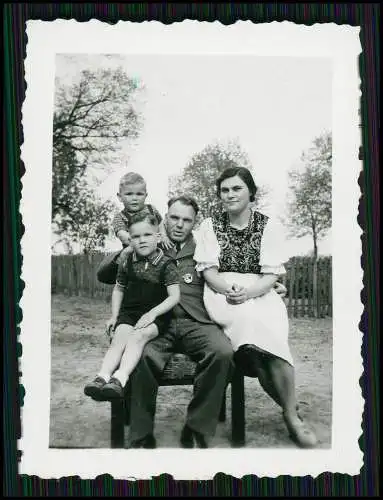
[
  {"x1": 113, "y1": 324, "x2": 159, "y2": 387},
  {"x1": 256, "y1": 361, "x2": 283, "y2": 407},
  {"x1": 256, "y1": 356, "x2": 301, "y2": 415},
  {"x1": 262, "y1": 356, "x2": 317, "y2": 447}
]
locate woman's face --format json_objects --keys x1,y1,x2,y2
[{"x1": 219, "y1": 175, "x2": 251, "y2": 214}]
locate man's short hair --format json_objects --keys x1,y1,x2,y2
[
  {"x1": 127, "y1": 212, "x2": 158, "y2": 230},
  {"x1": 167, "y1": 195, "x2": 199, "y2": 215},
  {"x1": 119, "y1": 172, "x2": 147, "y2": 191}
]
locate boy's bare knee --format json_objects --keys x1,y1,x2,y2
[
  {"x1": 112, "y1": 325, "x2": 134, "y2": 344},
  {"x1": 135, "y1": 325, "x2": 158, "y2": 342}
]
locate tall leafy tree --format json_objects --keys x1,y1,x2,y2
[
  {"x1": 168, "y1": 140, "x2": 268, "y2": 221},
  {"x1": 284, "y1": 131, "x2": 332, "y2": 317},
  {"x1": 52, "y1": 181, "x2": 117, "y2": 254},
  {"x1": 52, "y1": 67, "x2": 143, "y2": 252},
  {"x1": 285, "y1": 131, "x2": 332, "y2": 259}
]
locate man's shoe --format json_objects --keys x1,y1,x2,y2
[
  {"x1": 84, "y1": 376, "x2": 108, "y2": 401},
  {"x1": 180, "y1": 425, "x2": 208, "y2": 448},
  {"x1": 130, "y1": 434, "x2": 157, "y2": 449},
  {"x1": 102, "y1": 377, "x2": 124, "y2": 400},
  {"x1": 180, "y1": 425, "x2": 194, "y2": 448}
]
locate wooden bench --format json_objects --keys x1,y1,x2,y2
[{"x1": 110, "y1": 353, "x2": 246, "y2": 448}]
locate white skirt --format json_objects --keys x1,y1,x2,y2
[{"x1": 203, "y1": 272, "x2": 294, "y2": 366}]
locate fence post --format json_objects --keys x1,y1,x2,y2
[
  {"x1": 304, "y1": 257, "x2": 309, "y2": 317},
  {"x1": 93, "y1": 253, "x2": 101, "y2": 298},
  {"x1": 71, "y1": 255, "x2": 78, "y2": 296},
  {"x1": 288, "y1": 258, "x2": 295, "y2": 317},
  {"x1": 318, "y1": 258, "x2": 322, "y2": 318},
  {"x1": 309, "y1": 257, "x2": 313, "y2": 318},
  {"x1": 313, "y1": 257, "x2": 319, "y2": 318},
  {"x1": 64, "y1": 256, "x2": 71, "y2": 295},
  {"x1": 294, "y1": 258, "x2": 299, "y2": 318},
  {"x1": 321, "y1": 258, "x2": 330, "y2": 318},
  {"x1": 79, "y1": 254, "x2": 84, "y2": 297},
  {"x1": 87, "y1": 253, "x2": 94, "y2": 298},
  {"x1": 319, "y1": 258, "x2": 326, "y2": 318}
]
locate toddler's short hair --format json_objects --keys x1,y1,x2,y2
[
  {"x1": 119, "y1": 172, "x2": 147, "y2": 191},
  {"x1": 127, "y1": 212, "x2": 159, "y2": 231}
]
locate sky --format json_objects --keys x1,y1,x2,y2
[{"x1": 55, "y1": 54, "x2": 332, "y2": 256}]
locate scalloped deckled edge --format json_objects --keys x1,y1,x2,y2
[{"x1": 18, "y1": 19, "x2": 363, "y2": 480}]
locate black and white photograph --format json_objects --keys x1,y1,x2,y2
[{"x1": 20, "y1": 21, "x2": 363, "y2": 479}]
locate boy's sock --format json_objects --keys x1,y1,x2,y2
[
  {"x1": 111, "y1": 370, "x2": 129, "y2": 388},
  {"x1": 97, "y1": 373, "x2": 111, "y2": 383}
]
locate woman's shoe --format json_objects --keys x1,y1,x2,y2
[{"x1": 283, "y1": 413, "x2": 317, "y2": 448}]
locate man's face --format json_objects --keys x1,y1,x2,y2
[{"x1": 165, "y1": 201, "x2": 196, "y2": 243}]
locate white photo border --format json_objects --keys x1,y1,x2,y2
[{"x1": 19, "y1": 20, "x2": 363, "y2": 480}]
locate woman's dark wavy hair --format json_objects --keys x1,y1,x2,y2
[{"x1": 216, "y1": 166, "x2": 258, "y2": 202}]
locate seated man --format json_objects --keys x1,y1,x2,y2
[{"x1": 128, "y1": 195, "x2": 287, "y2": 449}]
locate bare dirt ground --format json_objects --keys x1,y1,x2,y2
[{"x1": 49, "y1": 294, "x2": 332, "y2": 449}]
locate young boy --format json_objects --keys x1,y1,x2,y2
[
  {"x1": 84, "y1": 212, "x2": 180, "y2": 401},
  {"x1": 96, "y1": 172, "x2": 173, "y2": 284}
]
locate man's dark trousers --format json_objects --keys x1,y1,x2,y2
[{"x1": 129, "y1": 316, "x2": 234, "y2": 442}]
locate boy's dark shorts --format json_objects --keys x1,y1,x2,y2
[{"x1": 115, "y1": 312, "x2": 170, "y2": 334}]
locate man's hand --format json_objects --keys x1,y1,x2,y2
[
  {"x1": 106, "y1": 317, "x2": 118, "y2": 339},
  {"x1": 225, "y1": 284, "x2": 248, "y2": 305},
  {"x1": 134, "y1": 311, "x2": 157, "y2": 330},
  {"x1": 274, "y1": 281, "x2": 287, "y2": 298},
  {"x1": 160, "y1": 234, "x2": 175, "y2": 251}
]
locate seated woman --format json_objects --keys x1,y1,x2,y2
[{"x1": 194, "y1": 166, "x2": 317, "y2": 448}]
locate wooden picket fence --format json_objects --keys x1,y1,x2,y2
[
  {"x1": 279, "y1": 256, "x2": 332, "y2": 318},
  {"x1": 51, "y1": 253, "x2": 332, "y2": 318}
]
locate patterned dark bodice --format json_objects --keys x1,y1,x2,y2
[{"x1": 211, "y1": 209, "x2": 269, "y2": 274}]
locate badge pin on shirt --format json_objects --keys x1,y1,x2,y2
[{"x1": 183, "y1": 273, "x2": 193, "y2": 283}]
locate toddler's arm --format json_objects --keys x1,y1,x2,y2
[
  {"x1": 116, "y1": 229, "x2": 132, "y2": 247},
  {"x1": 112, "y1": 211, "x2": 132, "y2": 247},
  {"x1": 149, "y1": 205, "x2": 173, "y2": 250},
  {"x1": 116, "y1": 244, "x2": 134, "y2": 266},
  {"x1": 158, "y1": 221, "x2": 174, "y2": 250}
]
